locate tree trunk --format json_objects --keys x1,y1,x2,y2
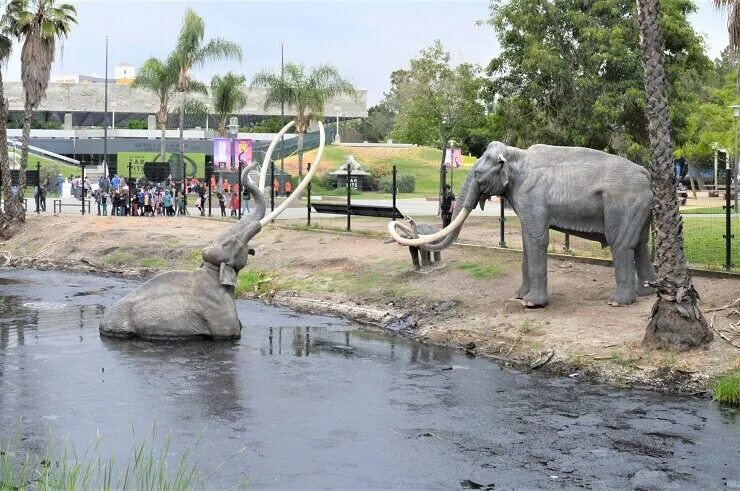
[
  {"x1": 160, "y1": 123, "x2": 166, "y2": 164},
  {"x1": 636, "y1": 0, "x2": 712, "y2": 350},
  {"x1": 0, "y1": 69, "x2": 10, "y2": 226},
  {"x1": 179, "y1": 92, "x2": 185, "y2": 192},
  {"x1": 297, "y1": 132, "x2": 304, "y2": 179}
]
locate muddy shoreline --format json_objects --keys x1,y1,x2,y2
[{"x1": 2, "y1": 215, "x2": 738, "y2": 398}]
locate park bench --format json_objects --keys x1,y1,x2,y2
[
  {"x1": 310, "y1": 203, "x2": 402, "y2": 219},
  {"x1": 53, "y1": 199, "x2": 91, "y2": 215}
]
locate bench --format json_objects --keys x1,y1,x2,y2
[
  {"x1": 53, "y1": 199, "x2": 91, "y2": 215},
  {"x1": 310, "y1": 203, "x2": 403, "y2": 219}
]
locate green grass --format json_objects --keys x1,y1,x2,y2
[
  {"x1": 0, "y1": 426, "x2": 247, "y2": 490},
  {"x1": 520, "y1": 321, "x2": 534, "y2": 334},
  {"x1": 139, "y1": 257, "x2": 168, "y2": 269},
  {"x1": 682, "y1": 216, "x2": 740, "y2": 270},
  {"x1": 457, "y1": 261, "x2": 502, "y2": 279},
  {"x1": 235, "y1": 270, "x2": 276, "y2": 296},
  {"x1": 293, "y1": 145, "x2": 475, "y2": 198},
  {"x1": 713, "y1": 371, "x2": 740, "y2": 406}
]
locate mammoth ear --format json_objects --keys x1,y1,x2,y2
[{"x1": 498, "y1": 154, "x2": 510, "y2": 189}]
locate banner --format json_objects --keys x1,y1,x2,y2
[
  {"x1": 444, "y1": 148, "x2": 462, "y2": 168},
  {"x1": 213, "y1": 138, "x2": 253, "y2": 172},
  {"x1": 117, "y1": 152, "x2": 206, "y2": 179}
]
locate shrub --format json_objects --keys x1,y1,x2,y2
[
  {"x1": 322, "y1": 172, "x2": 337, "y2": 190},
  {"x1": 379, "y1": 173, "x2": 415, "y2": 193},
  {"x1": 713, "y1": 371, "x2": 739, "y2": 406},
  {"x1": 127, "y1": 119, "x2": 148, "y2": 129}
]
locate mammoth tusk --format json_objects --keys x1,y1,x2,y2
[
  {"x1": 258, "y1": 120, "x2": 296, "y2": 194},
  {"x1": 387, "y1": 208, "x2": 470, "y2": 246},
  {"x1": 260, "y1": 121, "x2": 325, "y2": 225}
]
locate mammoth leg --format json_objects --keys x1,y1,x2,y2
[
  {"x1": 610, "y1": 247, "x2": 637, "y2": 306},
  {"x1": 420, "y1": 249, "x2": 432, "y2": 267},
  {"x1": 409, "y1": 246, "x2": 421, "y2": 271},
  {"x1": 433, "y1": 251, "x2": 441, "y2": 263},
  {"x1": 516, "y1": 245, "x2": 530, "y2": 299},
  {"x1": 521, "y1": 222, "x2": 549, "y2": 307},
  {"x1": 635, "y1": 242, "x2": 656, "y2": 296}
]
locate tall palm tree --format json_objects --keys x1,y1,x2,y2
[
  {"x1": 211, "y1": 72, "x2": 247, "y2": 136},
  {"x1": 635, "y1": 0, "x2": 712, "y2": 349},
  {"x1": 172, "y1": 8, "x2": 241, "y2": 187},
  {"x1": 714, "y1": 1, "x2": 740, "y2": 50},
  {"x1": 4, "y1": 0, "x2": 76, "y2": 225},
  {"x1": 0, "y1": 29, "x2": 12, "y2": 236},
  {"x1": 251, "y1": 63, "x2": 355, "y2": 178},
  {"x1": 130, "y1": 55, "x2": 179, "y2": 164}
]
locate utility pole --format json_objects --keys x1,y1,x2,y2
[
  {"x1": 280, "y1": 42, "x2": 285, "y2": 196},
  {"x1": 103, "y1": 36, "x2": 109, "y2": 178}
]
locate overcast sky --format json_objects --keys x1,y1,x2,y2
[{"x1": 1, "y1": 0, "x2": 727, "y2": 106}]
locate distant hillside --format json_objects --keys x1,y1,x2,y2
[{"x1": 280, "y1": 144, "x2": 475, "y2": 196}]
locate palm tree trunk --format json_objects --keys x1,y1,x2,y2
[
  {"x1": 9, "y1": 101, "x2": 33, "y2": 223},
  {"x1": 297, "y1": 132, "x2": 304, "y2": 179},
  {"x1": 636, "y1": 0, "x2": 712, "y2": 350},
  {"x1": 0, "y1": 69, "x2": 10, "y2": 221},
  {"x1": 179, "y1": 92, "x2": 186, "y2": 192}
]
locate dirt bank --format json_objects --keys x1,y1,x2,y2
[{"x1": 2, "y1": 214, "x2": 739, "y2": 395}]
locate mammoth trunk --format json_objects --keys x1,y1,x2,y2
[{"x1": 421, "y1": 171, "x2": 478, "y2": 252}]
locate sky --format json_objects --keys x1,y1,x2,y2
[{"x1": 1, "y1": 0, "x2": 728, "y2": 106}]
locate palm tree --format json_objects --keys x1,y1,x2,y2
[
  {"x1": 130, "y1": 55, "x2": 179, "y2": 164},
  {"x1": 714, "y1": 1, "x2": 740, "y2": 50},
  {"x1": 211, "y1": 72, "x2": 247, "y2": 136},
  {"x1": 635, "y1": 0, "x2": 712, "y2": 349},
  {"x1": 4, "y1": 0, "x2": 76, "y2": 225},
  {"x1": 251, "y1": 63, "x2": 355, "y2": 178},
  {"x1": 0, "y1": 29, "x2": 12, "y2": 236},
  {"x1": 172, "y1": 8, "x2": 241, "y2": 187}
]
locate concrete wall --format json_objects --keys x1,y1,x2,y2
[{"x1": 4, "y1": 82, "x2": 368, "y2": 118}]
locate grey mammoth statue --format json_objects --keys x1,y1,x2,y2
[
  {"x1": 389, "y1": 141, "x2": 656, "y2": 307},
  {"x1": 100, "y1": 122, "x2": 324, "y2": 339},
  {"x1": 386, "y1": 218, "x2": 442, "y2": 271}
]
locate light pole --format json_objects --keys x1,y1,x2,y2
[
  {"x1": 334, "y1": 105, "x2": 341, "y2": 143},
  {"x1": 229, "y1": 122, "x2": 240, "y2": 218},
  {"x1": 111, "y1": 102, "x2": 117, "y2": 130}
]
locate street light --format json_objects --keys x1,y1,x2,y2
[
  {"x1": 111, "y1": 102, "x2": 117, "y2": 130},
  {"x1": 334, "y1": 105, "x2": 341, "y2": 144}
]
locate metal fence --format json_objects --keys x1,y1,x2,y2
[{"x1": 493, "y1": 184, "x2": 738, "y2": 273}]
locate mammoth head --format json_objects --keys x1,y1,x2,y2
[{"x1": 472, "y1": 141, "x2": 511, "y2": 210}]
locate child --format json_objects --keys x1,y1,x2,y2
[
  {"x1": 218, "y1": 192, "x2": 226, "y2": 217},
  {"x1": 230, "y1": 191, "x2": 238, "y2": 218}
]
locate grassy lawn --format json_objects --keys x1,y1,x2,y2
[
  {"x1": 681, "y1": 206, "x2": 739, "y2": 215},
  {"x1": 283, "y1": 144, "x2": 475, "y2": 198},
  {"x1": 683, "y1": 216, "x2": 740, "y2": 270}
]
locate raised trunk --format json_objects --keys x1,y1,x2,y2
[
  {"x1": 420, "y1": 170, "x2": 479, "y2": 252},
  {"x1": 297, "y1": 132, "x2": 304, "y2": 179},
  {"x1": 636, "y1": 0, "x2": 712, "y2": 350}
]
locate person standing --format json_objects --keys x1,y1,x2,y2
[
  {"x1": 285, "y1": 180, "x2": 292, "y2": 196},
  {"x1": 40, "y1": 185, "x2": 46, "y2": 212},
  {"x1": 230, "y1": 191, "x2": 238, "y2": 218},
  {"x1": 273, "y1": 178, "x2": 280, "y2": 197},
  {"x1": 218, "y1": 192, "x2": 226, "y2": 217},
  {"x1": 101, "y1": 191, "x2": 108, "y2": 216},
  {"x1": 56, "y1": 173, "x2": 63, "y2": 195},
  {"x1": 241, "y1": 185, "x2": 250, "y2": 215},
  {"x1": 441, "y1": 184, "x2": 455, "y2": 228}
]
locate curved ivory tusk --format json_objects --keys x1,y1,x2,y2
[
  {"x1": 0, "y1": 251, "x2": 10, "y2": 267},
  {"x1": 258, "y1": 120, "x2": 296, "y2": 194},
  {"x1": 387, "y1": 208, "x2": 470, "y2": 246},
  {"x1": 260, "y1": 121, "x2": 325, "y2": 225}
]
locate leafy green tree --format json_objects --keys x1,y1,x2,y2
[
  {"x1": 130, "y1": 55, "x2": 179, "y2": 163},
  {"x1": 390, "y1": 40, "x2": 488, "y2": 153},
  {"x1": 251, "y1": 63, "x2": 355, "y2": 178},
  {"x1": 210, "y1": 72, "x2": 247, "y2": 136},
  {"x1": 483, "y1": 0, "x2": 710, "y2": 163},
  {"x1": 357, "y1": 102, "x2": 396, "y2": 143},
  {"x1": 4, "y1": 0, "x2": 76, "y2": 227},
  {"x1": 172, "y1": 8, "x2": 241, "y2": 183},
  {"x1": 636, "y1": 0, "x2": 712, "y2": 348}
]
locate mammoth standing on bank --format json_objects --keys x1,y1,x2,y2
[
  {"x1": 100, "y1": 121, "x2": 319, "y2": 339},
  {"x1": 389, "y1": 141, "x2": 656, "y2": 307}
]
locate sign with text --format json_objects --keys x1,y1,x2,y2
[
  {"x1": 117, "y1": 152, "x2": 206, "y2": 179},
  {"x1": 212, "y1": 138, "x2": 253, "y2": 172}
]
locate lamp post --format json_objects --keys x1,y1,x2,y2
[
  {"x1": 335, "y1": 106, "x2": 341, "y2": 144},
  {"x1": 228, "y1": 122, "x2": 240, "y2": 218},
  {"x1": 111, "y1": 102, "x2": 117, "y2": 130}
]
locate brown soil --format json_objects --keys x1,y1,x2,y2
[{"x1": 2, "y1": 214, "x2": 738, "y2": 395}]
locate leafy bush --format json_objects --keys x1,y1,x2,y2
[
  {"x1": 127, "y1": 119, "x2": 148, "y2": 129},
  {"x1": 322, "y1": 172, "x2": 337, "y2": 190},
  {"x1": 379, "y1": 173, "x2": 415, "y2": 193}
]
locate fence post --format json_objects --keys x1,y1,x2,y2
[
  {"x1": 207, "y1": 170, "x2": 212, "y2": 217},
  {"x1": 307, "y1": 162, "x2": 312, "y2": 227},
  {"x1": 346, "y1": 160, "x2": 351, "y2": 232},
  {"x1": 127, "y1": 162, "x2": 132, "y2": 216},
  {"x1": 238, "y1": 159, "x2": 243, "y2": 220},
  {"x1": 499, "y1": 198, "x2": 507, "y2": 248},
  {"x1": 36, "y1": 161, "x2": 41, "y2": 214},
  {"x1": 391, "y1": 164, "x2": 397, "y2": 221},
  {"x1": 81, "y1": 161, "x2": 86, "y2": 216},
  {"x1": 564, "y1": 233, "x2": 570, "y2": 254},
  {"x1": 725, "y1": 168, "x2": 734, "y2": 270}
]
